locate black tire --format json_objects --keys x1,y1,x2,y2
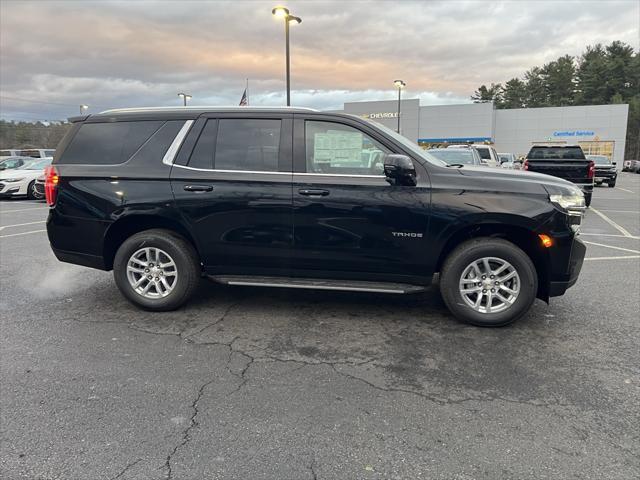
[
  {"x1": 584, "y1": 192, "x2": 592, "y2": 207},
  {"x1": 113, "y1": 229, "x2": 200, "y2": 311},
  {"x1": 440, "y1": 238, "x2": 538, "y2": 327},
  {"x1": 26, "y1": 180, "x2": 39, "y2": 200},
  {"x1": 608, "y1": 180, "x2": 616, "y2": 188}
]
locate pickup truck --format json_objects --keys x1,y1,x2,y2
[{"x1": 523, "y1": 145, "x2": 594, "y2": 206}]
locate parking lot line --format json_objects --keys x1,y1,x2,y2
[
  {"x1": 0, "y1": 220, "x2": 45, "y2": 231},
  {"x1": 0, "y1": 229, "x2": 46, "y2": 239},
  {"x1": 597, "y1": 209, "x2": 640, "y2": 214},
  {"x1": 582, "y1": 240, "x2": 640, "y2": 254},
  {"x1": 615, "y1": 187, "x2": 635, "y2": 193},
  {"x1": 585, "y1": 255, "x2": 640, "y2": 261},
  {"x1": 589, "y1": 208, "x2": 634, "y2": 238},
  {"x1": 0, "y1": 206, "x2": 48, "y2": 214},
  {"x1": 580, "y1": 233, "x2": 640, "y2": 239}
]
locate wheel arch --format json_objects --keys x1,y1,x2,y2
[
  {"x1": 103, "y1": 214, "x2": 200, "y2": 271},
  {"x1": 435, "y1": 223, "x2": 551, "y2": 302}
]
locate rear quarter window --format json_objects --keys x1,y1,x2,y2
[{"x1": 58, "y1": 120, "x2": 164, "y2": 164}]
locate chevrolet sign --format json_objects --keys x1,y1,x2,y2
[{"x1": 363, "y1": 112, "x2": 399, "y2": 119}]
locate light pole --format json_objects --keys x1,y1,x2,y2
[
  {"x1": 80, "y1": 104, "x2": 89, "y2": 115},
  {"x1": 178, "y1": 92, "x2": 192, "y2": 106},
  {"x1": 272, "y1": 6, "x2": 302, "y2": 106},
  {"x1": 393, "y1": 80, "x2": 406, "y2": 134}
]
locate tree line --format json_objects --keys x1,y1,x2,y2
[
  {"x1": 472, "y1": 41, "x2": 639, "y2": 159},
  {"x1": 0, "y1": 120, "x2": 71, "y2": 150}
]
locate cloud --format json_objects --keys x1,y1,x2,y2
[{"x1": 0, "y1": 0, "x2": 638, "y2": 121}]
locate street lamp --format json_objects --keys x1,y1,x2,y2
[
  {"x1": 177, "y1": 92, "x2": 192, "y2": 106},
  {"x1": 393, "y1": 80, "x2": 406, "y2": 134},
  {"x1": 272, "y1": 6, "x2": 302, "y2": 106},
  {"x1": 80, "y1": 104, "x2": 89, "y2": 115}
]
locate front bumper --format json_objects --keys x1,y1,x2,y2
[
  {"x1": 549, "y1": 236, "x2": 586, "y2": 297},
  {"x1": 594, "y1": 170, "x2": 617, "y2": 182}
]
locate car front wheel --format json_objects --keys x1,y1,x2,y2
[
  {"x1": 113, "y1": 229, "x2": 200, "y2": 311},
  {"x1": 440, "y1": 238, "x2": 538, "y2": 327}
]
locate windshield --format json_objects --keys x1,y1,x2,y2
[
  {"x1": 428, "y1": 149, "x2": 476, "y2": 165},
  {"x1": 587, "y1": 155, "x2": 610, "y2": 165},
  {"x1": 22, "y1": 159, "x2": 52, "y2": 170},
  {"x1": 365, "y1": 119, "x2": 448, "y2": 167}
]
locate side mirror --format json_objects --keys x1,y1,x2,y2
[{"x1": 383, "y1": 154, "x2": 417, "y2": 186}]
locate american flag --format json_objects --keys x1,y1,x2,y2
[{"x1": 239, "y1": 88, "x2": 248, "y2": 106}]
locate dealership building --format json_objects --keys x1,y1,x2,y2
[{"x1": 337, "y1": 99, "x2": 629, "y2": 168}]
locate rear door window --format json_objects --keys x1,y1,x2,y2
[
  {"x1": 214, "y1": 119, "x2": 281, "y2": 172},
  {"x1": 528, "y1": 147, "x2": 586, "y2": 159},
  {"x1": 59, "y1": 120, "x2": 163, "y2": 164}
]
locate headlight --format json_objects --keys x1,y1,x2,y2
[
  {"x1": 1, "y1": 178, "x2": 24, "y2": 183},
  {"x1": 549, "y1": 193, "x2": 585, "y2": 210}
]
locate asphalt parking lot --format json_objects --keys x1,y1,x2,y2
[{"x1": 1, "y1": 174, "x2": 639, "y2": 480}]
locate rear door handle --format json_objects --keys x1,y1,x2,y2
[
  {"x1": 184, "y1": 184, "x2": 213, "y2": 192},
  {"x1": 298, "y1": 188, "x2": 330, "y2": 197}
]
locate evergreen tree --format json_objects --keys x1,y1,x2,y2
[
  {"x1": 524, "y1": 67, "x2": 547, "y2": 107},
  {"x1": 501, "y1": 78, "x2": 527, "y2": 109},
  {"x1": 471, "y1": 83, "x2": 503, "y2": 105},
  {"x1": 542, "y1": 55, "x2": 575, "y2": 106}
]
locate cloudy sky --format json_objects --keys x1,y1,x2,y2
[{"x1": 1, "y1": 0, "x2": 638, "y2": 121}]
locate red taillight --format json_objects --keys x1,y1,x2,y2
[
  {"x1": 587, "y1": 160, "x2": 595, "y2": 179},
  {"x1": 44, "y1": 165, "x2": 59, "y2": 206},
  {"x1": 522, "y1": 160, "x2": 529, "y2": 171}
]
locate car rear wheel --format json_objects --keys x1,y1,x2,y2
[
  {"x1": 440, "y1": 238, "x2": 538, "y2": 327},
  {"x1": 113, "y1": 229, "x2": 200, "y2": 311}
]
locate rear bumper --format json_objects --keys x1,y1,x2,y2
[
  {"x1": 549, "y1": 236, "x2": 586, "y2": 297},
  {"x1": 51, "y1": 247, "x2": 107, "y2": 270}
]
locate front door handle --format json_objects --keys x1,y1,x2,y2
[
  {"x1": 184, "y1": 185, "x2": 213, "y2": 192},
  {"x1": 298, "y1": 188, "x2": 330, "y2": 197}
]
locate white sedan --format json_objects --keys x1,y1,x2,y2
[{"x1": 0, "y1": 158, "x2": 52, "y2": 200}]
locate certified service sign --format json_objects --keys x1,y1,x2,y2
[{"x1": 552, "y1": 130, "x2": 595, "y2": 137}]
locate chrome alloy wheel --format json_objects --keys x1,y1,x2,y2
[
  {"x1": 126, "y1": 247, "x2": 178, "y2": 299},
  {"x1": 458, "y1": 257, "x2": 520, "y2": 314}
]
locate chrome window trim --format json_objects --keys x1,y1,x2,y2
[
  {"x1": 162, "y1": 120, "x2": 194, "y2": 166},
  {"x1": 294, "y1": 172, "x2": 383, "y2": 179},
  {"x1": 171, "y1": 164, "x2": 382, "y2": 179},
  {"x1": 172, "y1": 164, "x2": 289, "y2": 175}
]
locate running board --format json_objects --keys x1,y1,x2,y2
[{"x1": 209, "y1": 275, "x2": 427, "y2": 294}]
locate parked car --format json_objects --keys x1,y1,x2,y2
[
  {"x1": 0, "y1": 158, "x2": 51, "y2": 199},
  {"x1": 0, "y1": 148, "x2": 54, "y2": 159},
  {"x1": 523, "y1": 144, "x2": 594, "y2": 207},
  {"x1": 473, "y1": 145, "x2": 500, "y2": 167},
  {"x1": 624, "y1": 159, "x2": 640, "y2": 173},
  {"x1": 426, "y1": 147, "x2": 483, "y2": 166},
  {"x1": 0, "y1": 149, "x2": 22, "y2": 160},
  {"x1": 498, "y1": 153, "x2": 521, "y2": 169},
  {"x1": 45, "y1": 107, "x2": 586, "y2": 327},
  {"x1": 586, "y1": 154, "x2": 617, "y2": 187},
  {"x1": 0, "y1": 156, "x2": 33, "y2": 171}
]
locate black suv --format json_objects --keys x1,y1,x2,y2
[{"x1": 45, "y1": 107, "x2": 586, "y2": 327}]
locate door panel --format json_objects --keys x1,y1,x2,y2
[
  {"x1": 171, "y1": 114, "x2": 293, "y2": 274},
  {"x1": 292, "y1": 116, "x2": 432, "y2": 280}
]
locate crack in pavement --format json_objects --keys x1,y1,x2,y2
[
  {"x1": 110, "y1": 458, "x2": 142, "y2": 480},
  {"x1": 161, "y1": 337, "x2": 253, "y2": 479},
  {"x1": 309, "y1": 458, "x2": 318, "y2": 480}
]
